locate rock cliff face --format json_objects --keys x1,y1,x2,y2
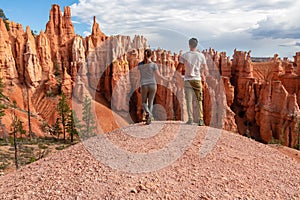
[
  {"x1": 231, "y1": 50, "x2": 300, "y2": 147},
  {"x1": 24, "y1": 26, "x2": 43, "y2": 87},
  {"x1": 45, "y1": 4, "x2": 75, "y2": 71},
  {"x1": 0, "y1": 4, "x2": 299, "y2": 147},
  {"x1": 0, "y1": 19, "x2": 18, "y2": 82},
  {"x1": 37, "y1": 31, "x2": 53, "y2": 80}
]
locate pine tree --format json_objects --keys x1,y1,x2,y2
[
  {"x1": 0, "y1": 9, "x2": 8, "y2": 21},
  {"x1": 0, "y1": 77, "x2": 8, "y2": 141},
  {"x1": 52, "y1": 118, "x2": 62, "y2": 140},
  {"x1": 0, "y1": 77, "x2": 6, "y2": 116},
  {"x1": 0, "y1": 8, "x2": 10, "y2": 31},
  {"x1": 81, "y1": 95, "x2": 97, "y2": 139},
  {"x1": 18, "y1": 120, "x2": 26, "y2": 141},
  {"x1": 26, "y1": 87, "x2": 33, "y2": 140},
  {"x1": 10, "y1": 101, "x2": 26, "y2": 170},
  {"x1": 11, "y1": 117, "x2": 26, "y2": 141},
  {"x1": 66, "y1": 110, "x2": 81, "y2": 143},
  {"x1": 10, "y1": 116, "x2": 19, "y2": 170},
  {"x1": 57, "y1": 93, "x2": 71, "y2": 141}
]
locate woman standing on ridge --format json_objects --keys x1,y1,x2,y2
[{"x1": 138, "y1": 49, "x2": 169, "y2": 125}]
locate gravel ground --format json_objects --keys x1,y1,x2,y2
[{"x1": 0, "y1": 121, "x2": 299, "y2": 200}]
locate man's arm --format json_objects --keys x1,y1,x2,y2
[{"x1": 173, "y1": 62, "x2": 184, "y2": 83}]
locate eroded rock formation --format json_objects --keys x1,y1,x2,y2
[
  {"x1": 24, "y1": 26, "x2": 42, "y2": 87},
  {"x1": 231, "y1": 51, "x2": 300, "y2": 147},
  {"x1": 37, "y1": 30, "x2": 53, "y2": 80},
  {"x1": 0, "y1": 4, "x2": 299, "y2": 148},
  {"x1": 0, "y1": 18, "x2": 18, "y2": 82},
  {"x1": 45, "y1": 4, "x2": 75, "y2": 75}
]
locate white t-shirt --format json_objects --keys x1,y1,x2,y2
[{"x1": 179, "y1": 51, "x2": 207, "y2": 81}]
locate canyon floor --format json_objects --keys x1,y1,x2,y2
[{"x1": 0, "y1": 121, "x2": 299, "y2": 200}]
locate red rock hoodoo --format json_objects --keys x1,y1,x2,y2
[{"x1": 0, "y1": 4, "x2": 299, "y2": 147}]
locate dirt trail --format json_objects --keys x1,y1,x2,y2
[{"x1": 0, "y1": 121, "x2": 299, "y2": 199}]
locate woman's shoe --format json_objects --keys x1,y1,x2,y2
[
  {"x1": 146, "y1": 115, "x2": 151, "y2": 125},
  {"x1": 145, "y1": 113, "x2": 151, "y2": 125},
  {"x1": 186, "y1": 119, "x2": 193, "y2": 125}
]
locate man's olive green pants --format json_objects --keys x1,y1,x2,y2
[{"x1": 184, "y1": 80, "x2": 203, "y2": 122}]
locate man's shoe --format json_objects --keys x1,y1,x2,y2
[
  {"x1": 198, "y1": 119, "x2": 205, "y2": 126},
  {"x1": 146, "y1": 116, "x2": 152, "y2": 125},
  {"x1": 186, "y1": 119, "x2": 193, "y2": 125}
]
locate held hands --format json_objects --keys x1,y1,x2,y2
[
  {"x1": 171, "y1": 73, "x2": 184, "y2": 84},
  {"x1": 160, "y1": 76, "x2": 173, "y2": 82},
  {"x1": 171, "y1": 76, "x2": 177, "y2": 84},
  {"x1": 166, "y1": 76, "x2": 173, "y2": 82}
]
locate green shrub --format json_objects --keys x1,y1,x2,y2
[
  {"x1": 0, "y1": 162, "x2": 9, "y2": 170},
  {"x1": 29, "y1": 157, "x2": 36, "y2": 163},
  {"x1": 268, "y1": 137, "x2": 282, "y2": 145},
  {"x1": 38, "y1": 143, "x2": 48, "y2": 149},
  {"x1": 55, "y1": 145, "x2": 65, "y2": 150}
]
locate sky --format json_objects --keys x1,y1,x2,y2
[{"x1": 1, "y1": 0, "x2": 300, "y2": 59}]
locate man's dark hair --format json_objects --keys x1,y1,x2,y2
[{"x1": 189, "y1": 38, "x2": 198, "y2": 49}]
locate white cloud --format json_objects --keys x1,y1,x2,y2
[
  {"x1": 71, "y1": 1, "x2": 253, "y2": 32},
  {"x1": 72, "y1": 20, "x2": 81, "y2": 24},
  {"x1": 83, "y1": 31, "x2": 91, "y2": 36},
  {"x1": 69, "y1": 0, "x2": 300, "y2": 58},
  {"x1": 251, "y1": 1, "x2": 300, "y2": 39}
]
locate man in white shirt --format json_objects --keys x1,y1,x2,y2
[{"x1": 176, "y1": 38, "x2": 208, "y2": 126}]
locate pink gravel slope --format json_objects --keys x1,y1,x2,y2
[{"x1": 0, "y1": 121, "x2": 299, "y2": 200}]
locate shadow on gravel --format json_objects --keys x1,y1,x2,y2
[{"x1": 83, "y1": 121, "x2": 222, "y2": 173}]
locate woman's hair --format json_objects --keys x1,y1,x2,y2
[{"x1": 143, "y1": 49, "x2": 152, "y2": 64}]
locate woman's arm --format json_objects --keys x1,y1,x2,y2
[{"x1": 155, "y1": 69, "x2": 169, "y2": 82}]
